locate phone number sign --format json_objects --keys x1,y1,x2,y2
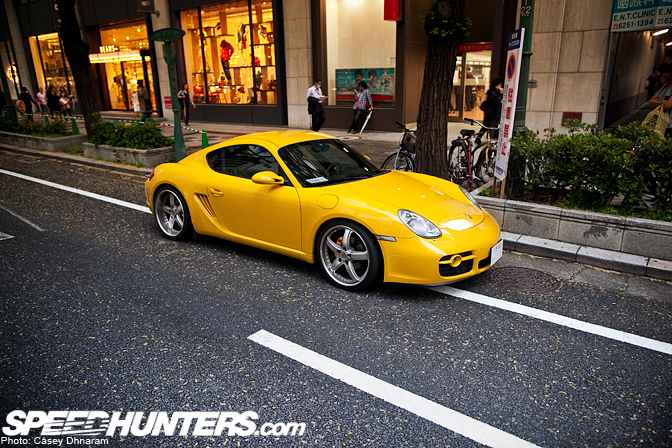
[{"x1": 611, "y1": 0, "x2": 672, "y2": 32}]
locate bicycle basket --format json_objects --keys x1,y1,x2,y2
[{"x1": 401, "y1": 131, "x2": 417, "y2": 154}]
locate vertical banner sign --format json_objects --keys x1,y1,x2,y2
[
  {"x1": 383, "y1": 0, "x2": 400, "y2": 21},
  {"x1": 494, "y1": 28, "x2": 524, "y2": 181}
]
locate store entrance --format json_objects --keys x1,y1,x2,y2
[
  {"x1": 104, "y1": 54, "x2": 154, "y2": 111},
  {"x1": 449, "y1": 44, "x2": 493, "y2": 122}
]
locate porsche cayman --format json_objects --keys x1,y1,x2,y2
[{"x1": 145, "y1": 130, "x2": 502, "y2": 290}]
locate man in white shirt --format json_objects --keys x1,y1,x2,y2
[{"x1": 306, "y1": 79, "x2": 326, "y2": 132}]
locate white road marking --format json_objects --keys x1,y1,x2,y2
[
  {"x1": 431, "y1": 286, "x2": 672, "y2": 356},
  {"x1": 0, "y1": 203, "x2": 45, "y2": 231},
  {"x1": 249, "y1": 329, "x2": 540, "y2": 448},
  {"x1": 0, "y1": 169, "x2": 151, "y2": 214},
  {"x1": 0, "y1": 231, "x2": 14, "y2": 241}
]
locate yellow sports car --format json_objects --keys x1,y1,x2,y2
[{"x1": 145, "y1": 130, "x2": 502, "y2": 291}]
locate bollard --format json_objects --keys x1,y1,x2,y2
[
  {"x1": 201, "y1": 131, "x2": 209, "y2": 149},
  {"x1": 71, "y1": 118, "x2": 80, "y2": 135}
]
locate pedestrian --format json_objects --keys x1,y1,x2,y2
[
  {"x1": 646, "y1": 66, "x2": 660, "y2": 100},
  {"x1": 347, "y1": 81, "x2": 373, "y2": 134},
  {"x1": 18, "y1": 87, "x2": 37, "y2": 121},
  {"x1": 36, "y1": 87, "x2": 48, "y2": 116},
  {"x1": 646, "y1": 65, "x2": 672, "y2": 137},
  {"x1": 177, "y1": 83, "x2": 195, "y2": 126},
  {"x1": 59, "y1": 86, "x2": 72, "y2": 117},
  {"x1": 481, "y1": 78, "x2": 503, "y2": 138},
  {"x1": 306, "y1": 79, "x2": 326, "y2": 132},
  {"x1": 46, "y1": 85, "x2": 61, "y2": 119},
  {"x1": 0, "y1": 88, "x2": 5, "y2": 116},
  {"x1": 138, "y1": 80, "x2": 151, "y2": 123}
]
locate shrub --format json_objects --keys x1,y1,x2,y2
[
  {"x1": 0, "y1": 116, "x2": 68, "y2": 137},
  {"x1": 511, "y1": 121, "x2": 672, "y2": 211},
  {"x1": 89, "y1": 113, "x2": 174, "y2": 150}
]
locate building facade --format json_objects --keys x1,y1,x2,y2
[{"x1": 0, "y1": 0, "x2": 667, "y2": 133}]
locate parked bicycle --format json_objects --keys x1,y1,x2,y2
[
  {"x1": 381, "y1": 122, "x2": 416, "y2": 171},
  {"x1": 447, "y1": 118, "x2": 499, "y2": 190}
]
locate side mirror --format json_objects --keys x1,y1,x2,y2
[{"x1": 251, "y1": 171, "x2": 285, "y2": 185}]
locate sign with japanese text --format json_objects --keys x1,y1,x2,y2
[
  {"x1": 611, "y1": 0, "x2": 672, "y2": 33},
  {"x1": 494, "y1": 29, "x2": 524, "y2": 181}
]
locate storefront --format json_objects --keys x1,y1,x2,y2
[
  {"x1": 179, "y1": 0, "x2": 277, "y2": 106},
  {"x1": 88, "y1": 20, "x2": 156, "y2": 112}
]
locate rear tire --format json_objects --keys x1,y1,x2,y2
[
  {"x1": 447, "y1": 141, "x2": 468, "y2": 184},
  {"x1": 154, "y1": 186, "x2": 193, "y2": 241},
  {"x1": 382, "y1": 152, "x2": 414, "y2": 171}
]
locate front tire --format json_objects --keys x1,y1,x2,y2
[
  {"x1": 154, "y1": 186, "x2": 193, "y2": 241},
  {"x1": 316, "y1": 220, "x2": 382, "y2": 291}
]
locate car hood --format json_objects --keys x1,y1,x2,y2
[{"x1": 320, "y1": 171, "x2": 487, "y2": 230}]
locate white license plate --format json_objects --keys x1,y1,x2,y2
[{"x1": 491, "y1": 240, "x2": 503, "y2": 266}]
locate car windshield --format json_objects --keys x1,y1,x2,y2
[{"x1": 278, "y1": 139, "x2": 385, "y2": 187}]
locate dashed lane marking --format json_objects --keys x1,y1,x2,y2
[
  {"x1": 0, "y1": 169, "x2": 151, "y2": 214},
  {"x1": 249, "y1": 329, "x2": 540, "y2": 448}
]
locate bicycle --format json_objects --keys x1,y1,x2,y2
[
  {"x1": 447, "y1": 118, "x2": 499, "y2": 190},
  {"x1": 381, "y1": 122, "x2": 416, "y2": 171}
]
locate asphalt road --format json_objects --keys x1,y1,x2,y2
[{"x1": 0, "y1": 149, "x2": 671, "y2": 448}]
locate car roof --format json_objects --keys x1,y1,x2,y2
[{"x1": 225, "y1": 130, "x2": 336, "y2": 148}]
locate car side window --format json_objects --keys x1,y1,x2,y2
[{"x1": 206, "y1": 144, "x2": 290, "y2": 183}]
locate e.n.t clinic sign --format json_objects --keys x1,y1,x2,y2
[
  {"x1": 611, "y1": 0, "x2": 672, "y2": 33},
  {"x1": 494, "y1": 28, "x2": 524, "y2": 182}
]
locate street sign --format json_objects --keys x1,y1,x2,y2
[{"x1": 494, "y1": 28, "x2": 524, "y2": 182}]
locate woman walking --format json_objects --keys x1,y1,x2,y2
[
  {"x1": 177, "y1": 83, "x2": 196, "y2": 126},
  {"x1": 347, "y1": 81, "x2": 373, "y2": 134}
]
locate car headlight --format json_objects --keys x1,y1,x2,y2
[
  {"x1": 398, "y1": 209, "x2": 442, "y2": 239},
  {"x1": 460, "y1": 186, "x2": 482, "y2": 209}
]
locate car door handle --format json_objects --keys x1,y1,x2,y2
[{"x1": 209, "y1": 187, "x2": 224, "y2": 197}]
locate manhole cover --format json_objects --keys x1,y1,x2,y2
[{"x1": 488, "y1": 267, "x2": 560, "y2": 293}]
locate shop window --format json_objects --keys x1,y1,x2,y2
[
  {"x1": 95, "y1": 21, "x2": 156, "y2": 112},
  {"x1": 181, "y1": 0, "x2": 277, "y2": 105},
  {"x1": 28, "y1": 33, "x2": 73, "y2": 99},
  {"x1": 326, "y1": 0, "x2": 396, "y2": 108},
  {"x1": 1, "y1": 41, "x2": 20, "y2": 99}
]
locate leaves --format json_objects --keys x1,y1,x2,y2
[
  {"x1": 511, "y1": 121, "x2": 672, "y2": 211},
  {"x1": 89, "y1": 113, "x2": 174, "y2": 149}
]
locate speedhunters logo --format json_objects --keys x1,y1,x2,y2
[{"x1": 3, "y1": 410, "x2": 306, "y2": 444}]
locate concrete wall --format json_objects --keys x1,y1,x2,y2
[
  {"x1": 526, "y1": 0, "x2": 612, "y2": 132},
  {"x1": 284, "y1": 0, "x2": 312, "y2": 129}
]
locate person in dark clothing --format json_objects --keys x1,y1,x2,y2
[
  {"x1": 0, "y1": 88, "x2": 7, "y2": 116},
  {"x1": 481, "y1": 78, "x2": 503, "y2": 138},
  {"x1": 306, "y1": 79, "x2": 326, "y2": 132},
  {"x1": 46, "y1": 85, "x2": 61, "y2": 119},
  {"x1": 18, "y1": 87, "x2": 37, "y2": 121},
  {"x1": 646, "y1": 67, "x2": 660, "y2": 100}
]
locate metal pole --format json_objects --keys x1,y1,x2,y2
[
  {"x1": 514, "y1": 0, "x2": 535, "y2": 131},
  {"x1": 163, "y1": 42, "x2": 187, "y2": 161}
]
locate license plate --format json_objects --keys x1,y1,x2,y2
[{"x1": 491, "y1": 240, "x2": 503, "y2": 266}]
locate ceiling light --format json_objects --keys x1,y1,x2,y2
[
  {"x1": 666, "y1": 41, "x2": 672, "y2": 46},
  {"x1": 653, "y1": 29, "x2": 669, "y2": 36}
]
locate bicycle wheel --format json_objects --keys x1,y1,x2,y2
[
  {"x1": 382, "y1": 151, "x2": 414, "y2": 171},
  {"x1": 447, "y1": 141, "x2": 468, "y2": 183}
]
